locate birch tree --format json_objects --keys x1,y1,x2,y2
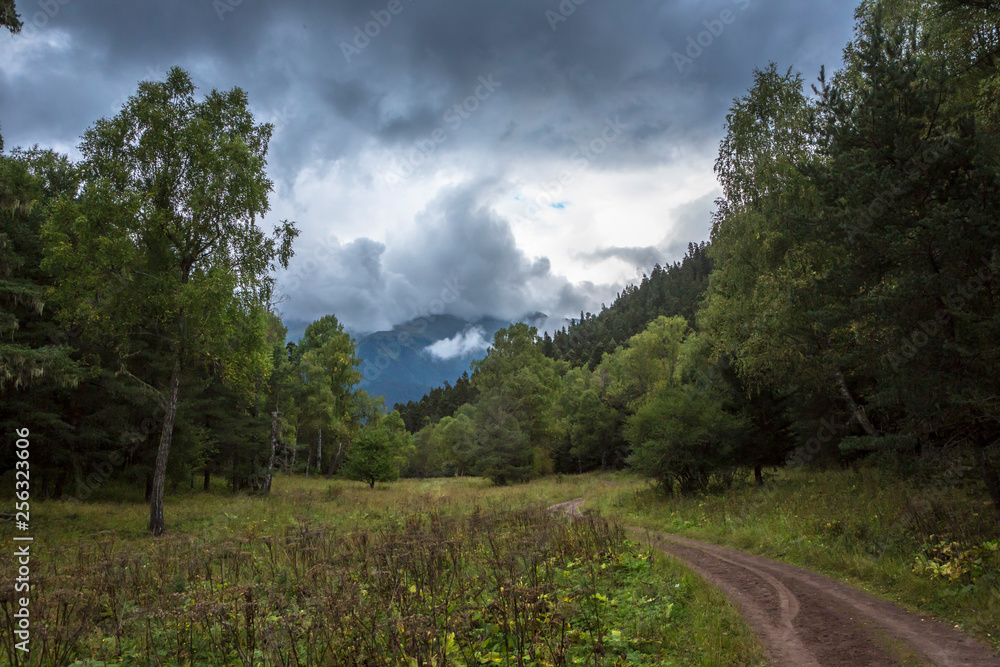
[{"x1": 43, "y1": 67, "x2": 297, "y2": 534}]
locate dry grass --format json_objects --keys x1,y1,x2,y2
[{"x1": 0, "y1": 474, "x2": 765, "y2": 666}]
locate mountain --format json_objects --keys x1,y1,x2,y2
[{"x1": 355, "y1": 314, "x2": 510, "y2": 408}]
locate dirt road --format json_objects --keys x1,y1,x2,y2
[{"x1": 549, "y1": 498, "x2": 998, "y2": 666}]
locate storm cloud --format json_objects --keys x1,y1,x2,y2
[
  {"x1": 277, "y1": 179, "x2": 609, "y2": 334},
  {"x1": 1, "y1": 0, "x2": 857, "y2": 334}
]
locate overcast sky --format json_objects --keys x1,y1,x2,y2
[{"x1": 1, "y1": 0, "x2": 858, "y2": 335}]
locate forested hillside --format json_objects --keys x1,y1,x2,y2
[
  {"x1": 356, "y1": 314, "x2": 508, "y2": 408},
  {"x1": 398, "y1": 0, "x2": 1000, "y2": 520},
  {"x1": 396, "y1": 372, "x2": 478, "y2": 432},
  {"x1": 396, "y1": 243, "x2": 712, "y2": 429},
  {"x1": 544, "y1": 242, "x2": 713, "y2": 368}
]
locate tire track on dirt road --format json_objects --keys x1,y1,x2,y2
[{"x1": 548, "y1": 498, "x2": 999, "y2": 666}]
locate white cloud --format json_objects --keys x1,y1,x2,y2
[{"x1": 425, "y1": 326, "x2": 491, "y2": 360}]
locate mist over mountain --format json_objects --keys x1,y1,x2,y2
[{"x1": 355, "y1": 314, "x2": 551, "y2": 408}]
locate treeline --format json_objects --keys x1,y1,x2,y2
[
  {"x1": 543, "y1": 242, "x2": 713, "y2": 368},
  {"x1": 396, "y1": 243, "x2": 712, "y2": 430},
  {"x1": 0, "y1": 68, "x2": 406, "y2": 534},
  {"x1": 396, "y1": 372, "x2": 478, "y2": 432},
  {"x1": 402, "y1": 317, "x2": 780, "y2": 485},
  {"x1": 403, "y1": 0, "x2": 1000, "y2": 520}
]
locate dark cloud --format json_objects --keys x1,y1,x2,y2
[
  {"x1": 276, "y1": 180, "x2": 614, "y2": 333},
  {"x1": 660, "y1": 190, "x2": 722, "y2": 259},
  {"x1": 1, "y1": 0, "x2": 857, "y2": 332},
  {"x1": 384, "y1": 180, "x2": 614, "y2": 326},
  {"x1": 3, "y1": 1, "x2": 854, "y2": 162}
]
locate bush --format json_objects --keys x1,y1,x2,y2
[
  {"x1": 342, "y1": 423, "x2": 400, "y2": 489},
  {"x1": 626, "y1": 384, "x2": 745, "y2": 494}
]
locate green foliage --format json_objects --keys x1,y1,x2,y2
[
  {"x1": 342, "y1": 410, "x2": 408, "y2": 488},
  {"x1": 396, "y1": 370, "x2": 477, "y2": 432},
  {"x1": 0, "y1": 0, "x2": 19, "y2": 33},
  {"x1": 0, "y1": 149, "x2": 84, "y2": 391},
  {"x1": 404, "y1": 404, "x2": 479, "y2": 478},
  {"x1": 0, "y1": 149, "x2": 97, "y2": 498},
  {"x1": 555, "y1": 367, "x2": 625, "y2": 472},
  {"x1": 810, "y1": 2, "x2": 1000, "y2": 472},
  {"x1": 48, "y1": 66, "x2": 296, "y2": 353},
  {"x1": 700, "y1": 62, "x2": 834, "y2": 394},
  {"x1": 436, "y1": 408, "x2": 477, "y2": 475},
  {"x1": 912, "y1": 538, "x2": 1000, "y2": 584},
  {"x1": 291, "y1": 314, "x2": 364, "y2": 473},
  {"x1": 473, "y1": 391, "x2": 533, "y2": 485},
  {"x1": 692, "y1": 1, "x2": 1000, "y2": 517},
  {"x1": 598, "y1": 316, "x2": 690, "y2": 409},
  {"x1": 465, "y1": 324, "x2": 565, "y2": 484},
  {"x1": 37, "y1": 67, "x2": 297, "y2": 532},
  {"x1": 626, "y1": 384, "x2": 746, "y2": 495},
  {"x1": 594, "y1": 319, "x2": 739, "y2": 493},
  {"x1": 546, "y1": 243, "x2": 713, "y2": 368}
]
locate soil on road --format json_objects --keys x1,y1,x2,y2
[{"x1": 549, "y1": 497, "x2": 998, "y2": 666}]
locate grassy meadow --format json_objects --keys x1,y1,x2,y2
[
  {"x1": 3, "y1": 465, "x2": 997, "y2": 665},
  {"x1": 0, "y1": 474, "x2": 763, "y2": 666}
]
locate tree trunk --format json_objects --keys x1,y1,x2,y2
[
  {"x1": 261, "y1": 402, "x2": 280, "y2": 495},
  {"x1": 148, "y1": 361, "x2": 181, "y2": 536},
  {"x1": 333, "y1": 439, "x2": 343, "y2": 476},
  {"x1": 231, "y1": 449, "x2": 238, "y2": 494},
  {"x1": 203, "y1": 467, "x2": 211, "y2": 492},
  {"x1": 834, "y1": 368, "x2": 878, "y2": 437},
  {"x1": 250, "y1": 456, "x2": 261, "y2": 492},
  {"x1": 54, "y1": 470, "x2": 66, "y2": 500},
  {"x1": 754, "y1": 464, "x2": 764, "y2": 487},
  {"x1": 316, "y1": 427, "x2": 322, "y2": 475},
  {"x1": 977, "y1": 445, "x2": 1000, "y2": 525}
]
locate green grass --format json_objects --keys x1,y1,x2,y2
[
  {"x1": 9, "y1": 473, "x2": 618, "y2": 544},
  {"x1": 586, "y1": 466, "x2": 1000, "y2": 652},
  {"x1": 0, "y1": 474, "x2": 765, "y2": 666},
  {"x1": 12, "y1": 465, "x2": 988, "y2": 664}
]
